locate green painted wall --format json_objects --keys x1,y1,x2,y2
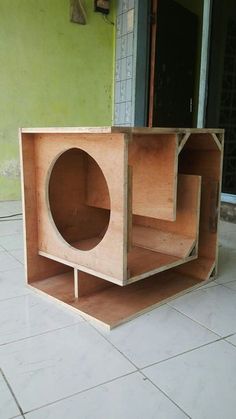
[{"x1": 0, "y1": 0, "x2": 115, "y2": 200}]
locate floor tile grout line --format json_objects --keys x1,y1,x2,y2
[
  {"x1": 223, "y1": 337, "x2": 236, "y2": 349},
  {"x1": 86, "y1": 319, "x2": 140, "y2": 370},
  {"x1": 1, "y1": 246, "x2": 23, "y2": 252},
  {"x1": 220, "y1": 283, "x2": 236, "y2": 292},
  {"x1": 5, "y1": 246, "x2": 23, "y2": 252},
  {"x1": 166, "y1": 303, "x2": 224, "y2": 337},
  {"x1": 0, "y1": 234, "x2": 23, "y2": 239},
  {"x1": 83, "y1": 317, "x2": 231, "y2": 379},
  {"x1": 0, "y1": 299, "x2": 202, "y2": 416},
  {"x1": 4, "y1": 250, "x2": 24, "y2": 265},
  {"x1": 139, "y1": 337, "x2": 226, "y2": 370},
  {"x1": 0, "y1": 267, "x2": 23, "y2": 273},
  {"x1": 0, "y1": 292, "x2": 31, "y2": 304},
  {"x1": 82, "y1": 300, "x2": 236, "y2": 367},
  {"x1": 0, "y1": 368, "x2": 25, "y2": 418},
  {"x1": 21, "y1": 370, "x2": 138, "y2": 416},
  {"x1": 216, "y1": 281, "x2": 236, "y2": 286},
  {"x1": 0, "y1": 265, "x2": 25, "y2": 273},
  {"x1": 0, "y1": 320, "x2": 84, "y2": 348},
  {"x1": 139, "y1": 370, "x2": 191, "y2": 418},
  {"x1": 191, "y1": 284, "x2": 219, "y2": 292}
]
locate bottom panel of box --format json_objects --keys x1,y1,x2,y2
[{"x1": 29, "y1": 270, "x2": 209, "y2": 329}]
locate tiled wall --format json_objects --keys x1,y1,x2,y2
[{"x1": 114, "y1": 0, "x2": 136, "y2": 126}]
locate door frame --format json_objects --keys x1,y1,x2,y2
[{"x1": 147, "y1": 0, "x2": 212, "y2": 128}]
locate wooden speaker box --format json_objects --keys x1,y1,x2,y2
[{"x1": 20, "y1": 127, "x2": 224, "y2": 328}]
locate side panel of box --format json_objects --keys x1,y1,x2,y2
[
  {"x1": 20, "y1": 132, "x2": 70, "y2": 283},
  {"x1": 34, "y1": 133, "x2": 129, "y2": 284}
]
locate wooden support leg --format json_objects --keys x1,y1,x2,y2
[{"x1": 74, "y1": 268, "x2": 79, "y2": 299}]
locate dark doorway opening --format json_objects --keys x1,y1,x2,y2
[
  {"x1": 149, "y1": 0, "x2": 199, "y2": 127},
  {"x1": 206, "y1": 0, "x2": 236, "y2": 195}
]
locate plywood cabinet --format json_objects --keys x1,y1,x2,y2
[{"x1": 20, "y1": 127, "x2": 224, "y2": 328}]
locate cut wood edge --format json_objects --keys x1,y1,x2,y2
[
  {"x1": 178, "y1": 133, "x2": 191, "y2": 153},
  {"x1": 20, "y1": 127, "x2": 225, "y2": 135},
  {"x1": 211, "y1": 133, "x2": 222, "y2": 150},
  {"x1": 74, "y1": 268, "x2": 79, "y2": 299},
  {"x1": 29, "y1": 270, "x2": 211, "y2": 329},
  {"x1": 127, "y1": 253, "x2": 198, "y2": 284}
]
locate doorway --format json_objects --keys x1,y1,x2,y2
[
  {"x1": 149, "y1": 0, "x2": 201, "y2": 127},
  {"x1": 206, "y1": 0, "x2": 236, "y2": 196}
]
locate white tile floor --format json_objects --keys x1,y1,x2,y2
[{"x1": 0, "y1": 201, "x2": 236, "y2": 419}]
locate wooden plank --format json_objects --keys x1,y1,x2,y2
[
  {"x1": 211, "y1": 133, "x2": 222, "y2": 150},
  {"x1": 74, "y1": 268, "x2": 79, "y2": 298},
  {"x1": 127, "y1": 165, "x2": 133, "y2": 253},
  {"x1": 133, "y1": 226, "x2": 196, "y2": 258},
  {"x1": 128, "y1": 246, "x2": 179, "y2": 277},
  {"x1": 78, "y1": 271, "x2": 112, "y2": 297},
  {"x1": 176, "y1": 132, "x2": 223, "y2": 279},
  {"x1": 129, "y1": 133, "x2": 178, "y2": 220},
  {"x1": 20, "y1": 127, "x2": 225, "y2": 135},
  {"x1": 133, "y1": 174, "x2": 201, "y2": 256},
  {"x1": 19, "y1": 132, "x2": 71, "y2": 283},
  {"x1": 87, "y1": 133, "x2": 178, "y2": 221},
  {"x1": 179, "y1": 133, "x2": 221, "y2": 151},
  {"x1": 31, "y1": 270, "x2": 202, "y2": 329},
  {"x1": 111, "y1": 127, "x2": 224, "y2": 135},
  {"x1": 33, "y1": 132, "x2": 128, "y2": 284},
  {"x1": 127, "y1": 246, "x2": 197, "y2": 284},
  {"x1": 178, "y1": 133, "x2": 190, "y2": 153},
  {"x1": 175, "y1": 257, "x2": 215, "y2": 281}
]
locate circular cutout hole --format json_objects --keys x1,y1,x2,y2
[{"x1": 48, "y1": 148, "x2": 111, "y2": 251}]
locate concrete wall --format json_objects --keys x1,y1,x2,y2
[{"x1": 0, "y1": 0, "x2": 115, "y2": 200}]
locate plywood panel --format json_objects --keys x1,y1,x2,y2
[
  {"x1": 87, "y1": 133, "x2": 178, "y2": 221},
  {"x1": 20, "y1": 133, "x2": 71, "y2": 283},
  {"x1": 176, "y1": 132, "x2": 223, "y2": 279},
  {"x1": 129, "y1": 134, "x2": 178, "y2": 220},
  {"x1": 175, "y1": 257, "x2": 215, "y2": 281},
  {"x1": 31, "y1": 270, "x2": 201, "y2": 328},
  {"x1": 180, "y1": 133, "x2": 222, "y2": 151},
  {"x1": 33, "y1": 132, "x2": 129, "y2": 284},
  {"x1": 133, "y1": 174, "x2": 201, "y2": 255},
  {"x1": 22, "y1": 133, "x2": 128, "y2": 284},
  {"x1": 133, "y1": 226, "x2": 195, "y2": 258}
]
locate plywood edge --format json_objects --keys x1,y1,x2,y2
[
  {"x1": 20, "y1": 127, "x2": 225, "y2": 136},
  {"x1": 211, "y1": 133, "x2": 222, "y2": 150},
  {"x1": 29, "y1": 271, "x2": 206, "y2": 329},
  {"x1": 127, "y1": 253, "x2": 198, "y2": 284},
  {"x1": 214, "y1": 132, "x2": 224, "y2": 276},
  {"x1": 21, "y1": 126, "x2": 114, "y2": 134},
  {"x1": 27, "y1": 283, "x2": 112, "y2": 331},
  {"x1": 112, "y1": 127, "x2": 225, "y2": 135},
  {"x1": 178, "y1": 133, "x2": 191, "y2": 154},
  {"x1": 127, "y1": 166, "x2": 133, "y2": 253},
  {"x1": 122, "y1": 135, "x2": 130, "y2": 284},
  {"x1": 19, "y1": 130, "x2": 28, "y2": 282},
  {"x1": 106, "y1": 280, "x2": 205, "y2": 329}
]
